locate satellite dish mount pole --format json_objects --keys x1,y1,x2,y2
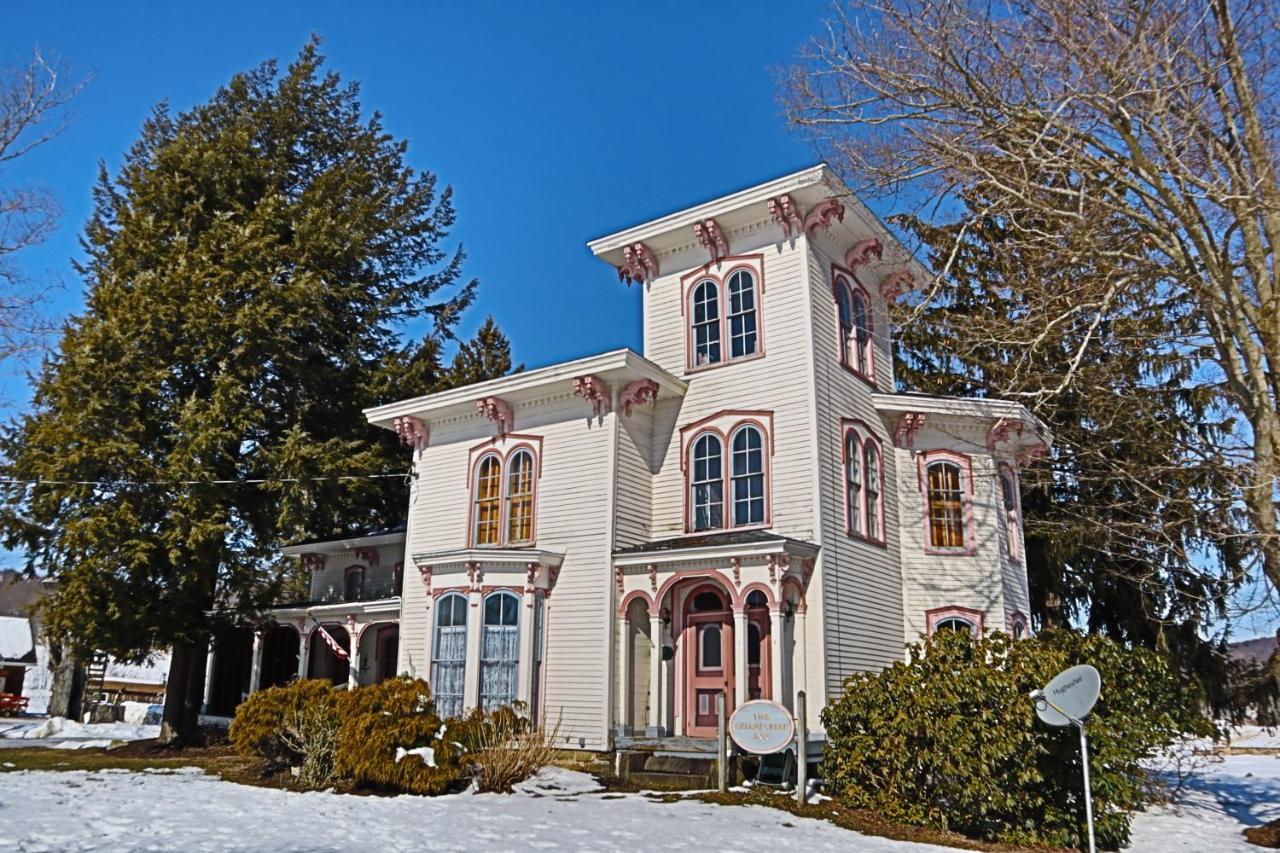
[{"x1": 1035, "y1": 692, "x2": 1096, "y2": 853}]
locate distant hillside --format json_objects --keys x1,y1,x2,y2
[{"x1": 1230, "y1": 634, "x2": 1279, "y2": 666}]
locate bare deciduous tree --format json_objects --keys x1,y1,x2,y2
[
  {"x1": 784, "y1": 0, "x2": 1280, "y2": 598},
  {"x1": 0, "y1": 48, "x2": 84, "y2": 362}
]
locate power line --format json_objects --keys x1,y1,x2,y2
[{"x1": 0, "y1": 472, "x2": 412, "y2": 488}]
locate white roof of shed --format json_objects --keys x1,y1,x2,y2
[{"x1": 0, "y1": 615, "x2": 34, "y2": 662}]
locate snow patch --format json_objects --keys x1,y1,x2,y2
[
  {"x1": 0, "y1": 615, "x2": 33, "y2": 661},
  {"x1": 9, "y1": 716, "x2": 159, "y2": 741},
  {"x1": 394, "y1": 745, "x2": 436, "y2": 767}
]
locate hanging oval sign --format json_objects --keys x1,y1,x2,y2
[
  {"x1": 728, "y1": 699, "x2": 795, "y2": 754},
  {"x1": 1034, "y1": 664, "x2": 1102, "y2": 727}
]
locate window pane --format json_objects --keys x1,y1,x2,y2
[
  {"x1": 692, "y1": 280, "x2": 722, "y2": 366},
  {"x1": 474, "y1": 455, "x2": 502, "y2": 546},
  {"x1": 731, "y1": 427, "x2": 765, "y2": 526},
  {"x1": 344, "y1": 569, "x2": 363, "y2": 602},
  {"x1": 836, "y1": 279, "x2": 854, "y2": 366},
  {"x1": 727, "y1": 270, "x2": 758, "y2": 359},
  {"x1": 699, "y1": 624, "x2": 722, "y2": 670},
  {"x1": 927, "y1": 462, "x2": 966, "y2": 548},
  {"x1": 936, "y1": 617, "x2": 973, "y2": 635},
  {"x1": 845, "y1": 432, "x2": 862, "y2": 534},
  {"x1": 506, "y1": 450, "x2": 535, "y2": 544},
  {"x1": 432, "y1": 594, "x2": 468, "y2": 719},
  {"x1": 691, "y1": 434, "x2": 724, "y2": 531},
  {"x1": 863, "y1": 443, "x2": 880, "y2": 539},
  {"x1": 480, "y1": 592, "x2": 520, "y2": 711},
  {"x1": 852, "y1": 292, "x2": 871, "y2": 374}
]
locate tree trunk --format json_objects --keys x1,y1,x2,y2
[
  {"x1": 160, "y1": 637, "x2": 208, "y2": 744},
  {"x1": 47, "y1": 642, "x2": 85, "y2": 720}
]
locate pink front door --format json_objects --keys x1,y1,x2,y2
[{"x1": 682, "y1": 585, "x2": 734, "y2": 737}]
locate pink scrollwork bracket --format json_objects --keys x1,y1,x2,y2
[
  {"x1": 618, "y1": 242, "x2": 660, "y2": 286},
  {"x1": 476, "y1": 396, "x2": 514, "y2": 437},
  {"x1": 572, "y1": 374, "x2": 610, "y2": 417},
  {"x1": 300, "y1": 553, "x2": 327, "y2": 572},
  {"x1": 352, "y1": 546, "x2": 381, "y2": 566},
  {"x1": 618, "y1": 378, "x2": 659, "y2": 417},
  {"x1": 894, "y1": 412, "x2": 927, "y2": 448},
  {"x1": 879, "y1": 270, "x2": 915, "y2": 302},
  {"x1": 393, "y1": 415, "x2": 430, "y2": 451},
  {"x1": 768, "y1": 194, "x2": 804, "y2": 241},
  {"x1": 693, "y1": 218, "x2": 730, "y2": 263},
  {"x1": 803, "y1": 197, "x2": 846, "y2": 238},
  {"x1": 418, "y1": 564, "x2": 433, "y2": 593},
  {"x1": 845, "y1": 237, "x2": 884, "y2": 270}
]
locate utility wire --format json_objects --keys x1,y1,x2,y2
[{"x1": 0, "y1": 472, "x2": 412, "y2": 488}]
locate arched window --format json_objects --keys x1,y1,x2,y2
[
  {"x1": 851, "y1": 290, "x2": 872, "y2": 374},
  {"x1": 343, "y1": 566, "x2": 364, "y2": 602},
  {"x1": 1000, "y1": 467, "x2": 1021, "y2": 562},
  {"x1": 926, "y1": 461, "x2": 967, "y2": 549},
  {"x1": 726, "y1": 269, "x2": 759, "y2": 359},
  {"x1": 480, "y1": 591, "x2": 520, "y2": 711},
  {"x1": 473, "y1": 454, "x2": 502, "y2": 546},
  {"x1": 690, "y1": 433, "x2": 724, "y2": 531},
  {"x1": 935, "y1": 616, "x2": 974, "y2": 635},
  {"x1": 863, "y1": 441, "x2": 881, "y2": 540},
  {"x1": 730, "y1": 426, "x2": 765, "y2": 527},
  {"x1": 432, "y1": 593, "x2": 468, "y2": 719},
  {"x1": 834, "y1": 275, "x2": 874, "y2": 380},
  {"x1": 691, "y1": 280, "x2": 722, "y2": 367},
  {"x1": 844, "y1": 431, "x2": 862, "y2": 535},
  {"x1": 1012, "y1": 617, "x2": 1026, "y2": 640},
  {"x1": 506, "y1": 449, "x2": 535, "y2": 545}
]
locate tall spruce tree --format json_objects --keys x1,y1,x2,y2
[
  {"x1": 894, "y1": 192, "x2": 1253, "y2": 710},
  {"x1": 0, "y1": 41, "x2": 513, "y2": 739}
]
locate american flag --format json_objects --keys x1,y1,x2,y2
[{"x1": 315, "y1": 625, "x2": 349, "y2": 660}]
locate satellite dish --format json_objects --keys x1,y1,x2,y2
[{"x1": 1034, "y1": 664, "x2": 1101, "y2": 727}]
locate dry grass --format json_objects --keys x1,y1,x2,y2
[{"x1": 471, "y1": 714, "x2": 561, "y2": 794}]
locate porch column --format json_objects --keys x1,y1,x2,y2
[
  {"x1": 795, "y1": 605, "x2": 808, "y2": 713},
  {"x1": 297, "y1": 628, "x2": 311, "y2": 680},
  {"x1": 647, "y1": 611, "x2": 663, "y2": 736},
  {"x1": 201, "y1": 643, "x2": 216, "y2": 713},
  {"x1": 517, "y1": 588, "x2": 537, "y2": 708},
  {"x1": 770, "y1": 607, "x2": 785, "y2": 709},
  {"x1": 347, "y1": 623, "x2": 361, "y2": 691},
  {"x1": 733, "y1": 608, "x2": 748, "y2": 708},
  {"x1": 248, "y1": 630, "x2": 263, "y2": 695},
  {"x1": 616, "y1": 608, "x2": 631, "y2": 733},
  {"x1": 463, "y1": 588, "x2": 484, "y2": 713}
]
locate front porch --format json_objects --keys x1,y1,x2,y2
[{"x1": 612, "y1": 530, "x2": 818, "y2": 741}]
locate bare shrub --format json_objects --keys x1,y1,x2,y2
[
  {"x1": 470, "y1": 705, "x2": 562, "y2": 794},
  {"x1": 281, "y1": 700, "x2": 343, "y2": 789}
]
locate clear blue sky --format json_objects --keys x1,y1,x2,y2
[{"x1": 1, "y1": 0, "x2": 833, "y2": 384}]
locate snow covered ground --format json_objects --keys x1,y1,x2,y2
[
  {"x1": 0, "y1": 753, "x2": 1274, "y2": 850},
  {"x1": 0, "y1": 716, "x2": 161, "y2": 748}
]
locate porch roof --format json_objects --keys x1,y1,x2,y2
[
  {"x1": 281, "y1": 523, "x2": 406, "y2": 557},
  {"x1": 613, "y1": 530, "x2": 819, "y2": 567}
]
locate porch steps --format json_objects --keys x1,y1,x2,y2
[{"x1": 619, "y1": 751, "x2": 719, "y2": 790}]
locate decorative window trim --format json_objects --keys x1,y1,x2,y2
[
  {"x1": 926, "y1": 605, "x2": 985, "y2": 638},
  {"x1": 840, "y1": 419, "x2": 886, "y2": 546},
  {"x1": 1008, "y1": 610, "x2": 1029, "y2": 640},
  {"x1": 680, "y1": 255, "x2": 766, "y2": 374},
  {"x1": 466, "y1": 436, "x2": 543, "y2": 548},
  {"x1": 431, "y1": 590, "x2": 468, "y2": 719},
  {"x1": 918, "y1": 450, "x2": 977, "y2": 556},
  {"x1": 831, "y1": 263, "x2": 876, "y2": 387},
  {"x1": 999, "y1": 463, "x2": 1023, "y2": 565},
  {"x1": 679, "y1": 411, "x2": 774, "y2": 534}
]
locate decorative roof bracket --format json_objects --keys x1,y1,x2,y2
[
  {"x1": 619, "y1": 378, "x2": 659, "y2": 417},
  {"x1": 895, "y1": 412, "x2": 927, "y2": 448},
  {"x1": 845, "y1": 237, "x2": 883, "y2": 270},
  {"x1": 393, "y1": 415, "x2": 429, "y2": 451},
  {"x1": 693, "y1": 218, "x2": 730, "y2": 263},
  {"x1": 767, "y1": 194, "x2": 804, "y2": 241},
  {"x1": 476, "y1": 396, "x2": 514, "y2": 437},
  {"x1": 618, "y1": 242, "x2": 659, "y2": 286},
  {"x1": 803, "y1": 197, "x2": 845, "y2": 237},
  {"x1": 573, "y1": 374, "x2": 611, "y2": 417}
]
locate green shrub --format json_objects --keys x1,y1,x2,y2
[
  {"x1": 333, "y1": 677, "x2": 470, "y2": 795},
  {"x1": 821, "y1": 629, "x2": 1217, "y2": 850},
  {"x1": 228, "y1": 679, "x2": 342, "y2": 767}
]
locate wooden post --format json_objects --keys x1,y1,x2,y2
[
  {"x1": 716, "y1": 690, "x2": 728, "y2": 793},
  {"x1": 796, "y1": 690, "x2": 808, "y2": 804}
]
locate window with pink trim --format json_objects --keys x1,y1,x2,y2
[
  {"x1": 686, "y1": 421, "x2": 770, "y2": 533},
  {"x1": 834, "y1": 274, "x2": 874, "y2": 382},
  {"x1": 926, "y1": 605, "x2": 985, "y2": 638},
  {"x1": 470, "y1": 446, "x2": 539, "y2": 547},
  {"x1": 920, "y1": 452, "x2": 975, "y2": 554},
  {"x1": 686, "y1": 265, "x2": 761, "y2": 371},
  {"x1": 1009, "y1": 611, "x2": 1029, "y2": 640},
  {"x1": 842, "y1": 422, "x2": 885, "y2": 543},
  {"x1": 999, "y1": 465, "x2": 1022, "y2": 563}
]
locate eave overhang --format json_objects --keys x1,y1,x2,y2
[
  {"x1": 281, "y1": 531, "x2": 406, "y2": 558},
  {"x1": 612, "y1": 537, "x2": 820, "y2": 569},
  {"x1": 871, "y1": 392, "x2": 1054, "y2": 448},
  {"x1": 364, "y1": 348, "x2": 685, "y2": 431}
]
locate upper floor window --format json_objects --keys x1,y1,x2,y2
[
  {"x1": 683, "y1": 413, "x2": 772, "y2": 533},
  {"x1": 691, "y1": 432, "x2": 725, "y2": 532},
  {"x1": 1000, "y1": 466, "x2": 1021, "y2": 563},
  {"x1": 922, "y1": 453, "x2": 973, "y2": 553},
  {"x1": 684, "y1": 261, "x2": 763, "y2": 372},
  {"x1": 730, "y1": 425, "x2": 766, "y2": 526},
  {"x1": 834, "y1": 274, "x2": 874, "y2": 381},
  {"x1": 843, "y1": 422, "x2": 885, "y2": 543},
  {"x1": 343, "y1": 566, "x2": 364, "y2": 602},
  {"x1": 691, "y1": 279, "x2": 722, "y2": 367},
  {"x1": 470, "y1": 445, "x2": 539, "y2": 547}
]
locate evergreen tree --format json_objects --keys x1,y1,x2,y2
[
  {"x1": 0, "y1": 41, "x2": 512, "y2": 740},
  {"x1": 894, "y1": 190, "x2": 1251, "y2": 710},
  {"x1": 447, "y1": 316, "x2": 520, "y2": 385}
]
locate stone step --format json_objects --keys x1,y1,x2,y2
[{"x1": 627, "y1": 770, "x2": 715, "y2": 791}]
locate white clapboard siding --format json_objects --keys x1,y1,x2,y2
[
  {"x1": 805, "y1": 240, "x2": 907, "y2": 701},
  {"x1": 893, "y1": 425, "x2": 1009, "y2": 640},
  {"x1": 398, "y1": 392, "x2": 616, "y2": 750},
  {"x1": 643, "y1": 238, "x2": 819, "y2": 544},
  {"x1": 308, "y1": 544, "x2": 401, "y2": 605}
]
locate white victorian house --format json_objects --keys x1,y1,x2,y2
[{"x1": 231, "y1": 165, "x2": 1048, "y2": 755}]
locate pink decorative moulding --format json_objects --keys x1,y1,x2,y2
[
  {"x1": 619, "y1": 378, "x2": 659, "y2": 417},
  {"x1": 845, "y1": 237, "x2": 883, "y2": 270},
  {"x1": 803, "y1": 197, "x2": 845, "y2": 237},
  {"x1": 394, "y1": 416, "x2": 429, "y2": 450},
  {"x1": 476, "y1": 396, "x2": 514, "y2": 436},
  {"x1": 618, "y1": 242, "x2": 659, "y2": 286},
  {"x1": 693, "y1": 218, "x2": 730, "y2": 262},
  {"x1": 894, "y1": 412, "x2": 927, "y2": 448},
  {"x1": 572, "y1": 374, "x2": 610, "y2": 417},
  {"x1": 768, "y1": 194, "x2": 804, "y2": 241}
]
